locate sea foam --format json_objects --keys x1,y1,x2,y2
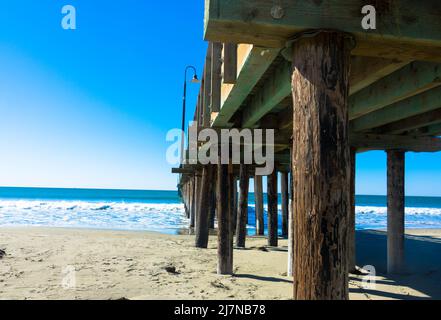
[{"x1": 0, "y1": 200, "x2": 188, "y2": 234}]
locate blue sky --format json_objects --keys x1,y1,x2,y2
[{"x1": 0, "y1": 1, "x2": 440, "y2": 195}]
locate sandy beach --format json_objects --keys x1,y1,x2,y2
[{"x1": 0, "y1": 227, "x2": 440, "y2": 300}]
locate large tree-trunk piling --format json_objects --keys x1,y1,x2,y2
[
  {"x1": 348, "y1": 148, "x2": 357, "y2": 273},
  {"x1": 195, "y1": 165, "x2": 214, "y2": 248},
  {"x1": 291, "y1": 31, "x2": 352, "y2": 300},
  {"x1": 281, "y1": 171, "x2": 289, "y2": 238},
  {"x1": 217, "y1": 161, "x2": 234, "y2": 275},
  {"x1": 236, "y1": 164, "x2": 250, "y2": 248},
  {"x1": 267, "y1": 170, "x2": 278, "y2": 247},
  {"x1": 254, "y1": 175, "x2": 265, "y2": 236},
  {"x1": 387, "y1": 150, "x2": 406, "y2": 274}
]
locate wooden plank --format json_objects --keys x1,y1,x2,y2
[
  {"x1": 204, "y1": 0, "x2": 441, "y2": 62},
  {"x1": 387, "y1": 150, "x2": 405, "y2": 274},
  {"x1": 213, "y1": 46, "x2": 280, "y2": 127},
  {"x1": 349, "y1": 62, "x2": 441, "y2": 120},
  {"x1": 211, "y1": 42, "x2": 222, "y2": 113},
  {"x1": 350, "y1": 133, "x2": 441, "y2": 152},
  {"x1": 351, "y1": 86, "x2": 441, "y2": 132},
  {"x1": 349, "y1": 57, "x2": 410, "y2": 95},
  {"x1": 375, "y1": 108, "x2": 441, "y2": 134},
  {"x1": 291, "y1": 31, "x2": 351, "y2": 300},
  {"x1": 222, "y1": 43, "x2": 237, "y2": 84}
]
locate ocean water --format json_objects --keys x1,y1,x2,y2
[{"x1": 1, "y1": 187, "x2": 441, "y2": 235}]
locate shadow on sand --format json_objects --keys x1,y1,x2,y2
[{"x1": 351, "y1": 230, "x2": 441, "y2": 300}]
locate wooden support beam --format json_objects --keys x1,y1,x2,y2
[
  {"x1": 348, "y1": 149, "x2": 357, "y2": 273},
  {"x1": 254, "y1": 175, "x2": 264, "y2": 236},
  {"x1": 217, "y1": 162, "x2": 233, "y2": 275},
  {"x1": 195, "y1": 165, "x2": 214, "y2": 248},
  {"x1": 291, "y1": 31, "x2": 351, "y2": 300},
  {"x1": 213, "y1": 46, "x2": 280, "y2": 127},
  {"x1": 349, "y1": 62, "x2": 441, "y2": 120},
  {"x1": 211, "y1": 42, "x2": 222, "y2": 113},
  {"x1": 222, "y1": 43, "x2": 237, "y2": 84},
  {"x1": 350, "y1": 133, "x2": 441, "y2": 152},
  {"x1": 236, "y1": 164, "x2": 249, "y2": 248},
  {"x1": 204, "y1": 0, "x2": 441, "y2": 62},
  {"x1": 239, "y1": 56, "x2": 413, "y2": 128},
  {"x1": 415, "y1": 122, "x2": 441, "y2": 136},
  {"x1": 349, "y1": 57, "x2": 410, "y2": 95},
  {"x1": 375, "y1": 108, "x2": 441, "y2": 135},
  {"x1": 267, "y1": 169, "x2": 278, "y2": 247},
  {"x1": 281, "y1": 171, "x2": 289, "y2": 238},
  {"x1": 351, "y1": 86, "x2": 441, "y2": 132},
  {"x1": 387, "y1": 150, "x2": 406, "y2": 274}
]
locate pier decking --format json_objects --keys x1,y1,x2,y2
[{"x1": 173, "y1": 0, "x2": 441, "y2": 300}]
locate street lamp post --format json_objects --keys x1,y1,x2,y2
[{"x1": 181, "y1": 66, "x2": 199, "y2": 165}]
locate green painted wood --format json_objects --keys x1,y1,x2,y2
[
  {"x1": 349, "y1": 62, "x2": 441, "y2": 121},
  {"x1": 212, "y1": 46, "x2": 280, "y2": 127},
  {"x1": 222, "y1": 43, "x2": 237, "y2": 84},
  {"x1": 413, "y1": 122, "x2": 441, "y2": 136},
  {"x1": 351, "y1": 85, "x2": 441, "y2": 132},
  {"x1": 350, "y1": 133, "x2": 441, "y2": 152},
  {"x1": 242, "y1": 60, "x2": 291, "y2": 128},
  {"x1": 375, "y1": 108, "x2": 441, "y2": 134},
  {"x1": 239, "y1": 60, "x2": 441, "y2": 129},
  {"x1": 204, "y1": 0, "x2": 441, "y2": 61}
]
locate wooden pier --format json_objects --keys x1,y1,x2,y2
[{"x1": 174, "y1": 0, "x2": 441, "y2": 300}]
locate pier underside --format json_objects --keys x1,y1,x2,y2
[{"x1": 174, "y1": 0, "x2": 441, "y2": 300}]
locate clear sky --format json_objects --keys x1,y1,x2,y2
[{"x1": 0, "y1": 1, "x2": 440, "y2": 196}]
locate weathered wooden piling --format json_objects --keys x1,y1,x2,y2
[
  {"x1": 387, "y1": 150, "x2": 405, "y2": 274},
  {"x1": 281, "y1": 171, "x2": 289, "y2": 238},
  {"x1": 217, "y1": 161, "x2": 233, "y2": 275},
  {"x1": 267, "y1": 170, "x2": 278, "y2": 247},
  {"x1": 209, "y1": 185, "x2": 216, "y2": 229},
  {"x1": 232, "y1": 178, "x2": 238, "y2": 234},
  {"x1": 190, "y1": 175, "x2": 197, "y2": 228},
  {"x1": 348, "y1": 148, "x2": 357, "y2": 272},
  {"x1": 291, "y1": 31, "x2": 352, "y2": 300},
  {"x1": 195, "y1": 165, "x2": 214, "y2": 248},
  {"x1": 236, "y1": 164, "x2": 249, "y2": 248},
  {"x1": 254, "y1": 175, "x2": 264, "y2": 236}
]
